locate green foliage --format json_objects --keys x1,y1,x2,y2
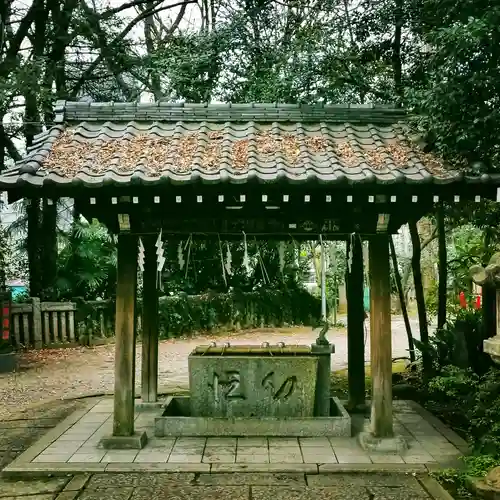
[
  {"x1": 409, "y1": 1, "x2": 500, "y2": 169},
  {"x1": 414, "y1": 307, "x2": 489, "y2": 374},
  {"x1": 421, "y1": 366, "x2": 500, "y2": 456},
  {"x1": 55, "y1": 218, "x2": 117, "y2": 300},
  {"x1": 447, "y1": 224, "x2": 485, "y2": 293},
  {"x1": 158, "y1": 286, "x2": 321, "y2": 338},
  {"x1": 432, "y1": 455, "x2": 500, "y2": 499}
]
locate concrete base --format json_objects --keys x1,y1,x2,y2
[
  {"x1": 358, "y1": 432, "x2": 408, "y2": 454},
  {"x1": 155, "y1": 396, "x2": 351, "y2": 437},
  {"x1": 99, "y1": 431, "x2": 148, "y2": 450}
]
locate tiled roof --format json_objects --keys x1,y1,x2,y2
[{"x1": 0, "y1": 101, "x2": 491, "y2": 190}]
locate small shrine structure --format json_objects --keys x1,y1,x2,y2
[{"x1": 1, "y1": 101, "x2": 500, "y2": 450}]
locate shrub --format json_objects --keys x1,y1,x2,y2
[
  {"x1": 424, "y1": 366, "x2": 500, "y2": 456},
  {"x1": 158, "y1": 286, "x2": 321, "y2": 338}
]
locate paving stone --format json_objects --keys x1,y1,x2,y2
[
  {"x1": 269, "y1": 452, "x2": 303, "y2": 464},
  {"x1": 268, "y1": 438, "x2": 299, "y2": 447},
  {"x1": 197, "y1": 473, "x2": 306, "y2": 485},
  {"x1": 58, "y1": 434, "x2": 94, "y2": 442},
  {"x1": 367, "y1": 486, "x2": 430, "y2": 499},
  {"x1": 78, "y1": 487, "x2": 134, "y2": 500},
  {"x1": 32, "y1": 453, "x2": 72, "y2": 463},
  {"x1": 328, "y1": 438, "x2": 360, "y2": 449},
  {"x1": 134, "y1": 452, "x2": 168, "y2": 463},
  {"x1": 236, "y1": 454, "x2": 270, "y2": 463},
  {"x1": 236, "y1": 446, "x2": 268, "y2": 455},
  {"x1": 63, "y1": 474, "x2": 91, "y2": 491},
  {"x1": 237, "y1": 438, "x2": 268, "y2": 448},
  {"x1": 0, "y1": 477, "x2": 69, "y2": 497},
  {"x1": 301, "y1": 454, "x2": 337, "y2": 464},
  {"x1": 211, "y1": 464, "x2": 317, "y2": 473},
  {"x1": 168, "y1": 454, "x2": 203, "y2": 463},
  {"x1": 102, "y1": 451, "x2": 139, "y2": 463},
  {"x1": 145, "y1": 439, "x2": 175, "y2": 450},
  {"x1": 204, "y1": 445, "x2": 236, "y2": 454},
  {"x1": 1, "y1": 495, "x2": 55, "y2": 500},
  {"x1": 421, "y1": 444, "x2": 460, "y2": 455},
  {"x1": 202, "y1": 453, "x2": 235, "y2": 463},
  {"x1": 369, "y1": 455, "x2": 405, "y2": 464},
  {"x1": 171, "y1": 446, "x2": 205, "y2": 455},
  {"x1": 307, "y1": 473, "x2": 423, "y2": 488},
  {"x1": 45, "y1": 442, "x2": 84, "y2": 453},
  {"x1": 131, "y1": 486, "x2": 248, "y2": 500},
  {"x1": 55, "y1": 492, "x2": 80, "y2": 500},
  {"x1": 174, "y1": 438, "x2": 206, "y2": 447},
  {"x1": 206, "y1": 438, "x2": 237, "y2": 447},
  {"x1": 402, "y1": 454, "x2": 435, "y2": 464},
  {"x1": 333, "y1": 449, "x2": 372, "y2": 464},
  {"x1": 300, "y1": 446, "x2": 335, "y2": 457},
  {"x1": 86, "y1": 473, "x2": 196, "y2": 489},
  {"x1": 299, "y1": 438, "x2": 332, "y2": 448},
  {"x1": 251, "y1": 486, "x2": 369, "y2": 499},
  {"x1": 68, "y1": 452, "x2": 106, "y2": 463}
]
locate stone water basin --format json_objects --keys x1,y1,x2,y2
[
  {"x1": 155, "y1": 395, "x2": 351, "y2": 437},
  {"x1": 154, "y1": 344, "x2": 351, "y2": 437}
]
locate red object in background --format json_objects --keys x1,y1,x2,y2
[
  {"x1": 2, "y1": 305, "x2": 9, "y2": 340},
  {"x1": 475, "y1": 295, "x2": 481, "y2": 309},
  {"x1": 459, "y1": 291, "x2": 467, "y2": 308}
]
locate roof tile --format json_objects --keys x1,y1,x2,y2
[{"x1": 0, "y1": 101, "x2": 486, "y2": 190}]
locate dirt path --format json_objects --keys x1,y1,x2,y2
[{"x1": 0, "y1": 316, "x2": 422, "y2": 419}]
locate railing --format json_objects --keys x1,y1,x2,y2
[
  {"x1": 11, "y1": 298, "x2": 76, "y2": 348},
  {"x1": 9, "y1": 297, "x2": 129, "y2": 349}
]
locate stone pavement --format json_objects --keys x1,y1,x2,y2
[
  {"x1": 0, "y1": 397, "x2": 456, "y2": 500},
  {"x1": 0, "y1": 471, "x2": 452, "y2": 499},
  {"x1": 3, "y1": 398, "x2": 467, "y2": 475}
]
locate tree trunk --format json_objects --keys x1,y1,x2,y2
[
  {"x1": 41, "y1": 199, "x2": 58, "y2": 299},
  {"x1": 389, "y1": 236, "x2": 415, "y2": 363},
  {"x1": 392, "y1": 0, "x2": 404, "y2": 104},
  {"x1": 409, "y1": 220, "x2": 431, "y2": 376},
  {"x1": 27, "y1": 199, "x2": 42, "y2": 297},
  {"x1": 437, "y1": 205, "x2": 447, "y2": 330}
]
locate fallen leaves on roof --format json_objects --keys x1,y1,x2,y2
[{"x1": 42, "y1": 128, "x2": 446, "y2": 176}]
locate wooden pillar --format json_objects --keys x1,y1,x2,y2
[
  {"x1": 113, "y1": 234, "x2": 138, "y2": 437},
  {"x1": 141, "y1": 235, "x2": 159, "y2": 403},
  {"x1": 346, "y1": 235, "x2": 366, "y2": 410},
  {"x1": 368, "y1": 234, "x2": 393, "y2": 438}
]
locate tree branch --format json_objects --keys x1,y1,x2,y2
[{"x1": 70, "y1": 0, "x2": 197, "y2": 97}]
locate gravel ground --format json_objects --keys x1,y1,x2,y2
[{"x1": 0, "y1": 316, "x2": 423, "y2": 420}]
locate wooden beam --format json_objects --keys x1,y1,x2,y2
[
  {"x1": 368, "y1": 234, "x2": 393, "y2": 438},
  {"x1": 141, "y1": 235, "x2": 159, "y2": 403},
  {"x1": 113, "y1": 234, "x2": 138, "y2": 437},
  {"x1": 346, "y1": 234, "x2": 366, "y2": 410}
]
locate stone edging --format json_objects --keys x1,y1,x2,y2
[
  {"x1": 2, "y1": 399, "x2": 100, "y2": 474},
  {"x1": 3, "y1": 462, "x2": 444, "y2": 477},
  {"x1": 406, "y1": 400, "x2": 470, "y2": 454}
]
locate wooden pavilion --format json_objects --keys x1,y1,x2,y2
[{"x1": 1, "y1": 101, "x2": 499, "y2": 448}]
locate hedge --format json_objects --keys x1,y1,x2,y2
[
  {"x1": 78, "y1": 287, "x2": 322, "y2": 340},
  {"x1": 158, "y1": 287, "x2": 321, "y2": 337}
]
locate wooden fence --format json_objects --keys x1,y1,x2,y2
[{"x1": 10, "y1": 298, "x2": 116, "y2": 349}]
